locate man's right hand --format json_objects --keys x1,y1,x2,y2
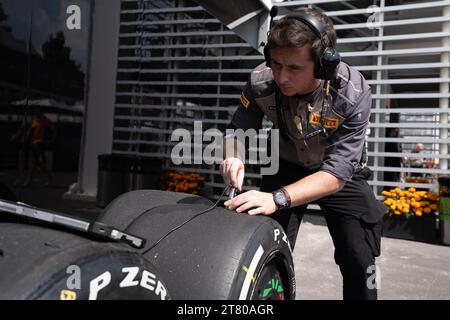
[{"x1": 220, "y1": 157, "x2": 245, "y2": 192}]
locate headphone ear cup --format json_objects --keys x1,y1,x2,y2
[
  {"x1": 319, "y1": 47, "x2": 341, "y2": 80},
  {"x1": 264, "y1": 45, "x2": 271, "y2": 67}
]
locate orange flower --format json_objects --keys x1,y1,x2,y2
[{"x1": 382, "y1": 187, "x2": 438, "y2": 218}]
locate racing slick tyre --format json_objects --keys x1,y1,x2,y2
[
  {"x1": 98, "y1": 189, "x2": 214, "y2": 230},
  {"x1": 98, "y1": 190, "x2": 296, "y2": 300},
  {"x1": 0, "y1": 222, "x2": 170, "y2": 300}
]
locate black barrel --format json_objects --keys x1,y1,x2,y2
[
  {"x1": 96, "y1": 154, "x2": 124, "y2": 208},
  {"x1": 124, "y1": 157, "x2": 161, "y2": 192},
  {"x1": 97, "y1": 155, "x2": 162, "y2": 208}
]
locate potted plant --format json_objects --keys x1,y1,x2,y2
[
  {"x1": 160, "y1": 171, "x2": 205, "y2": 195},
  {"x1": 381, "y1": 187, "x2": 439, "y2": 243}
]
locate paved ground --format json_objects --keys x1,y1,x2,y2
[
  {"x1": 294, "y1": 219, "x2": 450, "y2": 300},
  {"x1": 1, "y1": 170, "x2": 450, "y2": 300}
]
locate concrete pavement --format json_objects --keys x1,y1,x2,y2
[{"x1": 293, "y1": 220, "x2": 450, "y2": 300}]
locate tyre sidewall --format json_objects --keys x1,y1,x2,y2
[
  {"x1": 229, "y1": 220, "x2": 296, "y2": 300},
  {"x1": 27, "y1": 250, "x2": 170, "y2": 300}
]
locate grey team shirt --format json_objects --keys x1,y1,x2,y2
[{"x1": 230, "y1": 61, "x2": 372, "y2": 182}]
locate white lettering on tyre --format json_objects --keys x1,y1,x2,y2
[
  {"x1": 120, "y1": 267, "x2": 140, "y2": 287},
  {"x1": 274, "y1": 228, "x2": 291, "y2": 251},
  {"x1": 155, "y1": 280, "x2": 168, "y2": 300},
  {"x1": 89, "y1": 271, "x2": 111, "y2": 300},
  {"x1": 140, "y1": 270, "x2": 156, "y2": 291},
  {"x1": 88, "y1": 267, "x2": 168, "y2": 300},
  {"x1": 274, "y1": 229, "x2": 280, "y2": 242}
]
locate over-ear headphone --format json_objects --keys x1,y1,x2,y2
[{"x1": 263, "y1": 6, "x2": 341, "y2": 80}]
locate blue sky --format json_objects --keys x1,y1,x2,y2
[{"x1": 1, "y1": 0, "x2": 90, "y2": 72}]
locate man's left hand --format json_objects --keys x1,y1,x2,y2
[{"x1": 224, "y1": 190, "x2": 277, "y2": 215}]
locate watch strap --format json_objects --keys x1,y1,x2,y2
[
  {"x1": 272, "y1": 188, "x2": 291, "y2": 210},
  {"x1": 280, "y1": 187, "x2": 291, "y2": 208}
]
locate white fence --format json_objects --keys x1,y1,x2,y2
[{"x1": 112, "y1": 0, "x2": 450, "y2": 200}]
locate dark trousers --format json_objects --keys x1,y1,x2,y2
[{"x1": 261, "y1": 159, "x2": 385, "y2": 300}]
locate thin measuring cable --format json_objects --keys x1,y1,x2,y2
[
  {"x1": 141, "y1": 186, "x2": 229, "y2": 255},
  {"x1": 142, "y1": 80, "x2": 365, "y2": 254},
  {"x1": 141, "y1": 124, "x2": 368, "y2": 255}
]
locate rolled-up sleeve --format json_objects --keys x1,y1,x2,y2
[{"x1": 320, "y1": 89, "x2": 372, "y2": 181}]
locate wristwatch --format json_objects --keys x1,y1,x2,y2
[{"x1": 272, "y1": 188, "x2": 291, "y2": 210}]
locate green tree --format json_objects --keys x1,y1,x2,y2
[
  {"x1": 0, "y1": 3, "x2": 12, "y2": 33},
  {"x1": 41, "y1": 31, "x2": 84, "y2": 99}
]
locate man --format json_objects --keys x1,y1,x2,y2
[
  {"x1": 220, "y1": 6, "x2": 385, "y2": 300},
  {"x1": 10, "y1": 113, "x2": 30, "y2": 186},
  {"x1": 24, "y1": 112, "x2": 56, "y2": 187},
  {"x1": 410, "y1": 143, "x2": 425, "y2": 168}
]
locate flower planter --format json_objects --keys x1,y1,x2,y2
[{"x1": 382, "y1": 213, "x2": 438, "y2": 244}]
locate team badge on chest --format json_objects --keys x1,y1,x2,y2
[{"x1": 308, "y1": 113, "x2": 340, "y2": 129}]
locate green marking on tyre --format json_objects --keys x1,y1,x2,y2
[
  {"x1": 262, "y1": 287, "x2": 272, "y2": 298},
  {"x1": 262, "y1": 278, "x2": 284, "y2": 298}
]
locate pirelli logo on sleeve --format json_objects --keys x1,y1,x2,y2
[{"x1": 240, "y1": 92, "x2": 251, "y2": 109}]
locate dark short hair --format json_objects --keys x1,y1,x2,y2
[{"x1": 267, "y1": 7, "x2": 337, "y2": 64}]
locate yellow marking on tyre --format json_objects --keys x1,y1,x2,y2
[{"x1": 242, "y1": 265, "x2": 256, "y2": 283}]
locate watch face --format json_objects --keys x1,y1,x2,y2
[{"x1": 275, "y1": 191, "x2": 287, "y2": 207}]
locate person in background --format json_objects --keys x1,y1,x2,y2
[
  {"x1": 409, "y1": 143, "x2": 425, "y2": 168},
  {"x1": 10, "y1": 113, "x2": 30, "y2": 186},
  {"x1": 23, "y1": 112, "x2": 56, "y2": 187}
]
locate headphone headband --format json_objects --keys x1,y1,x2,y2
[
  {"x1": 264, "y1": 7, "x2": 341, "y2": 80},
  {"x1": 284, "y1": 12, "x2": 327, "y2": 41}
]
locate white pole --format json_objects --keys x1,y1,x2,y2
[
  {"x1": 373, "y1": 0, "x2": 385, "y2": 194},
  {"x1": 440, "y1": 6, "x2": 449, "y2": 172}
]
